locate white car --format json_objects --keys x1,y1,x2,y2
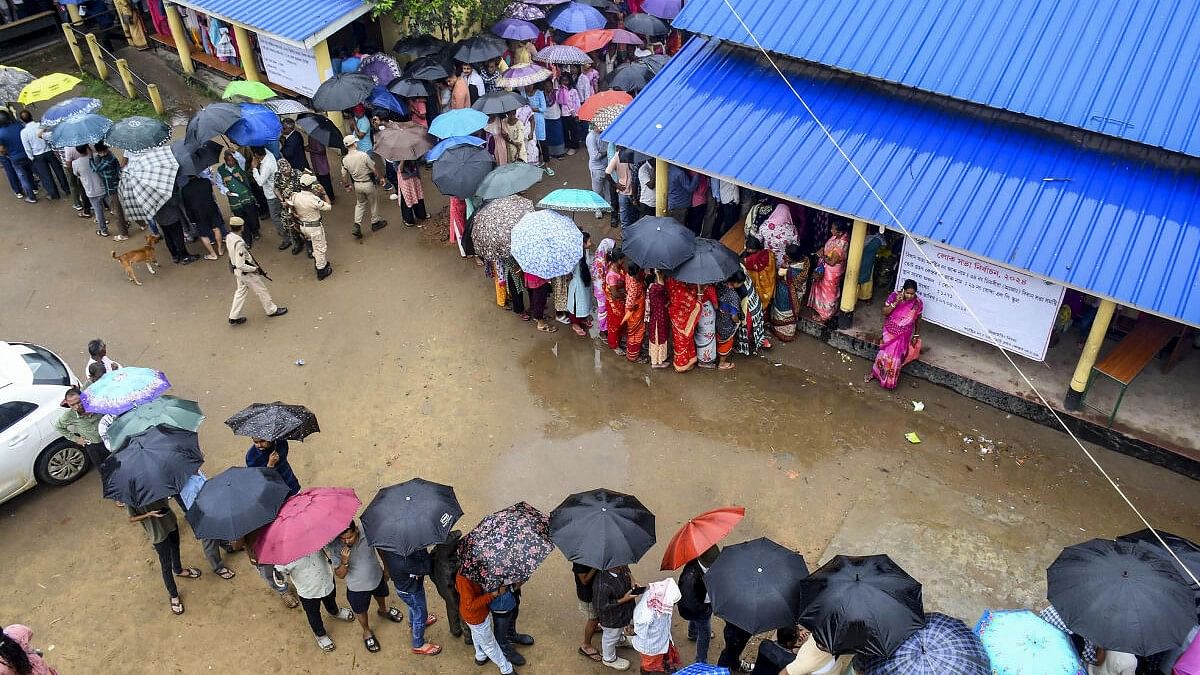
[{"x1": 0, "y1": 341, "x2": 89, "y2": 505}]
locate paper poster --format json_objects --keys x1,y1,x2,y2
[{"x1": 257, "y1": 35, "x2": 320, "y2": 98}]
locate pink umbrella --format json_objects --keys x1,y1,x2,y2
[
  {"x1": 1177, "y1": 635, "x2": 1200, "y2": 675},
  {"x1": 252, "y1": 487, "x2": 361, "y2": 565}
]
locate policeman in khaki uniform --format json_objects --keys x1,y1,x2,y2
[
  {"x1": 288, "y1": 173, "x2": 334, "y2": 280},
  {"x1": 226, "y1": 217, "x2": 288, "y2": 324},
  {"x1": 340, "y1": 133, "x2": 387, "y2": 239}
]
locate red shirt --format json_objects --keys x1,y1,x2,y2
[{"x1": 456, "y1": 573, "x2": 494, "y2": 625}]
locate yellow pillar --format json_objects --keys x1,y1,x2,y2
[
  {"x1": 66, "y1": 3, "x2": 82, "y2": 25},
  {"x1": 84, "y1": 34, "x2": 109, "y2": 80},
  {"x1": 115, "y1": 59, "x2": 137, "y2": 98},
  {"x1": 62, "y1": 24, "x2": 85, "y2": 70},
  {"x1": 837, "y1": 218, "x2": 869, "y2": 327},
  {"x1": 233, "y1": 25, "x2": 260, "y2": 82},
  {"x1": 1064, "y1": 298, "x2": 1117, "y2": 410},
  {"x1": 163, "y1": 2, "x2": 194, "y2": 75},
  {"x1": 313, "y1": 40, "x2": 344, "y2": 130},
  {"x1": 147, "y1": 84, "x2": 165, "y2": 115},
  {"x1": 655, "y1": 158, "x2": 668, "y2": 217}
]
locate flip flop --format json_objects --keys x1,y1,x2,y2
[
  {"x1": 170, "y1": 598, "x2": 184, "y2": 615},
  {"x1": 364, "y1": 634, "x2": 380, "y2": 653},
  {"x1": 377, "y1": 607, "x2": 405, "y2": 623},
  {"x1": 215, "y1": 567, "x2": 236, "y2": 580},
  {"x1": 175, "y1": 568, "x2": 202, "y2": 579},
  {"x1": 578, "y1": 646, "x2": 602, "y2": 662}
]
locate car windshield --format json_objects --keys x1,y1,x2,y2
[{"x1": 20, "y1": 345, "x2": 70, "y2": 386}]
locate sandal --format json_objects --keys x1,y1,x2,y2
[
  {"x1": 175, "y1": 568, "x2": 202, "y2": 579},
  {"x1": 718, "y1": 362, "x2": 736, "y2": 370},
  {"x1": 316, "y1": 635, "x2": 335, "y2": 652},
  {"x1": 578, "y1": 646, "x2": 603, "y2": 662},
  {"x1": 537, "y1": 323, "x2": 558, "y2": 333},
  {"x1": 364, "y1": 634, "x2": 381, "y2": 653},
  {"x1": 335, "y1": 607, "x2": 356, "y2": 622},
  {"x1": 215, "y1": 567, "x2": 236, "y2": 580},
  {"x1": 170, "y1": 597, "x2": 184, "y2": 615},
  {"x1": 572, "y1": 325, "x2": 587, "y2": 336},
  {"x1": 377, "y1": 607, "x2": 405, "y2": 623},
  {"x1": 520, "y1": 313, "x2": 531, "y2": 321},
  {"x1": 412, "y1": 643, "x2": 442, "y2": 656}
]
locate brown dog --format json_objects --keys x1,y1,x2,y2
[{"x1": 112, "y1": 233, "x2": 162, "y2": 285}]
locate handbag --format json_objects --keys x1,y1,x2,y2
[{"x1": 903, "y1": 336, "x2": 922, "y2": 366}]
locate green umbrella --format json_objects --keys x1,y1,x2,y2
[
  {"x1": 106, "y1": 395, "x2": 205, "y2": 451},
  {"x1": 222, "y1": 80, "x2": 276, "y2": 101}
]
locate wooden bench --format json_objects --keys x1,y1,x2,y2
[
  {"x1": 1083, "y1": 314, "x2": 1185, "y2": 426},
  {"x1": 0, "y1": 10, "x2": 58, "y2": 44}
]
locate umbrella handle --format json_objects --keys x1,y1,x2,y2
[{"x1": 455, "y1": 221, "x2": 466, "y2": 258}]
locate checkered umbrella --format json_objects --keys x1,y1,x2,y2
[
  {"x1": 674, "y1": 665, "x2": 730, "y2": 675},
  {"x1": 261, "y1": 98, "x2": 311, "y2": 115},
  {"x1": 856, "y1": 613, "x2": 991, "y2": 675},
  {"x1": 118, "y1": 145, "x2": 180, "y2": 224}
]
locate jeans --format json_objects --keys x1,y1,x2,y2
[
  {"x1": 152, "y1": 529, "x2": 182, "y2": 598},
  {"x1": 468, "y1": 615, "x2": 513, "y2": 674},
  {"x1": 299, "y1": 591, "x2": 339, "y2": 637},
  {"x1": 395, "y1": 582, "x2": 429, "y2": 648},
  {"x1": 688, "y1": 616, "x2": 712, "y2": 663},
  {"x1": 266, "y1": 198, "x2": 288, "y2": 242},
  {"x1": 89, "y1": 195, "x2": 108, "y2": 233},
  {"x1": 618, "y1": 193, "x2": 636, "y2": 228},
  {"x1": 601, "y1": 626, "x2": 624, "y2": 663},
  {"x1": 31, "y1": 151, "x2": 67, "y2": 199},
  {"x1": 11, "y1": 156, "x2": 35, "y2": 200}
]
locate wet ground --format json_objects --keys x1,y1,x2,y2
[{"x1": 1, "y1": 118, "x2": 1198, "y2": 674}]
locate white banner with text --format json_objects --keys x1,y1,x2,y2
[{"x1": 258, "y1": 35, "x2": 320, "y2": 98}]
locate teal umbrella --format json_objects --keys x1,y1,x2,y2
[
  {"x1": 476, "y1": 162, "x2": 543, "y2": 199},
  {"x1": 973, "y1": 609, "x2": 1084, "y2": 675},
  {"x1": 106, "y1": 395, "x2": 205, "y2": 451},
  {"x1": 537, "y1": 188, "x2": 611, "y2": 212}
]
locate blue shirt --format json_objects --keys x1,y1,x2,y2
[
  {"x1": 0, "y1": 123, "x2": 28, "y2": 161},
  {"x1": 355, "y1": 117, "x2": 373, "y2": 153},
  {"x1": 667, "y1": 165, "x2": 700, "y2": 210},
  {"x1": 245, "y1": 439, "x2": 300, "y2": 495}
]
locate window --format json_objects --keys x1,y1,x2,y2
[
  {"x1": 19, "y1": 344, "x2": 70, "y2": 386},
  {"x1": 0, "y1": 401, "x2": 37, "y2": 434}
]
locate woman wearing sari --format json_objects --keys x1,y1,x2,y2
[
  {"x1": 807, "y1": 220, "x2": 850, "y2": 322},
  {"x1": 867, "y1": 280, "x2": 923, "y2": 389},
  {"x1": 758, "y1": 203, "x2": 799, "y2": 267},
  {"x1": 715, "y1": 276, "x2": 743, "y2": 370},
  {"x1": 604, "y1": 249, "x2": 628, "y2": 354},
  {"x1": 647, "y1": 272, "x2": 670, "y2": 368},
  {"x1": 593, "y1": 239, "x2": 615, "y2": 336},
  {"x1": 667, "y1": 278, "x2": 701, "y2": 372},
  {"x1": 770, "y1": 244, "x2": 811, "y2": 342},
  {"x1": 741, "y1": 236, "x2": 775, "y2": 313},
  {"x1": 624, "y1": 263, "x2": 648, "y2": 363},
  {"x1": 734, "y1": 271, "x2": 770, "y2": 356},
  {"x1": 694, "y1": 284, "x2": 720, "y2": 369}
]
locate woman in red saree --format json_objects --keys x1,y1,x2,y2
[
  {"x1": 604, "y1": 249, "x2": 628, "y2": 354},
  {"x1": 667, "y1": 277, "x2": 701, "y2": 372},
  {"x1": 624, "y1": 264, "x2": 648, "y2": 362},
  {"x1": 646, "y1": 272, "x2": 670, "y2": 368},
  {"x1": 867, "y1": 279, "x2": 923, "y2": 389},
  {"x1": 807, "y1": 220, "x2": 850, "y2": 322}
]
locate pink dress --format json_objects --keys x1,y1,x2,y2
[
  {"x1": 592, "y1": 240, "x2": 613, "y2": 332},
  {"x1": 0, "y1": 625, "x2": 57, "y2": 675}
]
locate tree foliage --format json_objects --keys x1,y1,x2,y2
[{"x1": 372, "y1": 0, "x2": 509, "y2": 42}]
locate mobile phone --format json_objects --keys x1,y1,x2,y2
[{"x1": 631, "y1": 585, "x2": 647, "y2": 595}]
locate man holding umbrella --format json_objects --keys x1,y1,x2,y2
[
  {"x1": 378, "y1": 545, "x2": 443, "y2": 656},
  {"x1": 341, "y1": 134, "x2": 387, "y2": 239},
  {"x1": 678, "y1": 546, "x2": 718, "y2": 664}
]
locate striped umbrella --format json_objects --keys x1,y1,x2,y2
[
  {"x1": 118, "y1": 145, "x2": 180, "y2": 223},
  {"x1": 535, "y1": 45, "x2": 592, "y2": 65},
  {"x1": 261, "y1": 98, "x2": 311, "y2": 115}
]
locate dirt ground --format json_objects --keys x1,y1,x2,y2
[{"x1": 1, "y1": 97, "x2": 1198, "y2": 674}]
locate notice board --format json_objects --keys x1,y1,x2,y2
[{"x1": 258, "y1": 35, "x2": 320, "y2": 98}]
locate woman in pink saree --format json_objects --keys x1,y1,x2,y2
[
  {"x1": 592, "y1": 238, "x2": 615, "y2": 336},
  {"x1": 867, "y1": 279, "x2": 923, "y2": 389},
  {"x1": 758, "y1": 203, "x2": 799, "y2": 266},
  {"x1": 807, "y1": 220, "x2": 850, "y2": 322}
]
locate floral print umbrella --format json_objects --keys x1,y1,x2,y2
[
  {"x1": 472, "y1": 194, "x2": 535, "y2": 261},
  {"x1": 510, "y1": 209, "x2": 585, "y2": 278},
  {"x1": 80, "y1": 366, "x2": 170, "y2": 415},
  {"x1": 459, "y1": 501, "x2": 555, "y2": 591},
  {"x1": 505, "y1": 1, "x2": 546, "y2": 20}
]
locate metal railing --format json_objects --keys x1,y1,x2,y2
[{"x1": 62, "y1": 16, "x2": 165, "y2": 114}]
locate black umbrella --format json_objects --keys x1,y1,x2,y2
[
  {"x1": 295, "y1": 113, "x2": 346, "y2": 150},
  {"x1": 622, "y1": 216, "x2": 696, "y2": 269},
  {"x1": 101, "y1": 425, "x2": 204, "y2": 507},
  {"x1": 639, "y1": 54, "x2": 670, "y2": 75},
  {"x1": 454, "y1": 35, "x2": 506, "y2": 63},
  {"x1": 172, "y1": 140, "x2": 224, "y2": 179},
  {"x1": 387, "y1": 77, "x2": 430, "y2": 99},
  {"x1": 432, "y1": 144, "x2": 495, "y2": 198},
  {"x1": 393, "y1": 33, "x2": 447, "y2": 57},
  {"x1": 224, "y1": 402, "x2": 320, "y2": 441},
  {"x1": 1117, "y1": 529, "x2": 1200, "y2": 609},
  {"x1": 670, "y1": 238, "x2": 741, "y2": 284},
  {"x1": 549, "y1": 488, "x2": 655, "y2": 569},
  {"x1": 184, "y1": 466, "x2": 291, "y2": 540},
  {"x1": 606, "y1": 62, "x2": 654, "y2": 92},
  {"x1": 1048, "y1": 538, "x2": 1194, "y2": 655},
  {"x1": 624, "y1": 12, "x2": 668, "y2": 36},
  {"x1": 360, "y1": 478, "x2": 463, "y2": 555},
  {"x1": 705, "y1": 538, "x2": 809, "y2": 634},
  {"x1": 405, "y1": 56, "x2": 452, "y2": 81},
  {"x1": 312, "y1": 72, "x2": 375, "y2": 112},
  {"x1": 472, "y1": 90, "x2": 529, "y2": 115},
  {"x1": 184, "y1": 102, "x2": 242, "y2": 146},
  {"x1": 798, "y1": 554, "x2": 926, "y2": 658}
]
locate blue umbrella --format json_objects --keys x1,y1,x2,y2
[
  {"x1": 48, "y1": 113, "x2": 113, "y2": 148},
  {"x1": 427, "y1": 135, "x2": 486, "y2": 161},
  {"x1": 366, "y1": 85, "x2": 407, "y2": 115},
  {"x1": 510, "y1": 209, "x2": 584, "y2": 278},
  {"x1": 549, "y1": 1, "x2": 607, "y2": 32},
  {"x1": 80, "y1": 366, "x2": 171, "y2": 415},
  {"x1": 227, "y1": 102, "x2": 282, "y2": 146},
  {"x1": 857, "y1": 612, "x2": 990, "y2": 675},
  {"x1": 537, "y1": 188, "x2": 611, "y2": 212},
  {"x1": 492, "y1": 18, "x2": 540, "y2": 40},
  {"x1": 674, "y1": 666, "x2": 730, "y2": 675},
  {"x1": 428, "y1": 108, "x2": 489, "y2": 139},
  {"x1": 40, "y1": 96, "x2": 101, "y2": 128},
  {"x1": 973, "y1": 609, "x2": 1085, "y2": 675}
]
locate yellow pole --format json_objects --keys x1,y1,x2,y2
[
  {"x1": 654, "y1": 158, "x2": 668, "y2": 217},
  {"x1": 1064, "y1": 298, "x2": 1117, "y2": 410},
  {"x1": 84, "y1": 34, "x2": 109, "y2": 81},
  {"x1": 66, "y1": 3, "x2": 82, "y2": 25},
  {"x1": 838, "y1": 218, "x2": 869, "y2": 328},
  {"x1": 163, "y1": 2, "x2": 194, "y2": 75},
  {"x1": 115, "y1": 59, "x2": 137, "y2": 98},
  {"x1": 62, "y1": 24, "x2": 85, "y2": 70},
  {"x1": 312, "y1": 40, "x2": 344, "y2": 130},
  {"x1": 147, "y1": 84, "x2": 165, "y2": 115},
  {"x1": 233, "y1": 25, "x2": 261, "y2": 82}
]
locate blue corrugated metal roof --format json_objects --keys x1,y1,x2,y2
[
  {"x1": 672, "y1": 0, "x2": 1200, "y2": 158},
  {"x1": 171, "y1": 0, "x2": 369, "y2": 47},
  {"x1": 603, "y1": 38, "x2": 1200, "y2": 326}
]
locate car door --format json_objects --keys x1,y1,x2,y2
[{"x1": 0, "y1": 400, "x2": 41, "y2": 501}]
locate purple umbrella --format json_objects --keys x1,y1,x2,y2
[
  {"x1": 641, "y1": 0, "x2": 682, "y2": 19},
  {"x1": 492, "y1": 17, "x2": 540, "y2": 40},
  {"x1": 505, "y1": 1, "x2": 546, "y2": 19},
  {"x1": 549, "y1": 1, "x2": 607, "y2": 32},
  {"x1": 358, "y1": 53, "x2": 403, "y2": 85}
]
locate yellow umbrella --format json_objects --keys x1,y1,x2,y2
[{"x1": 18, "y1": 73, "x2": 82, "y2": 105}]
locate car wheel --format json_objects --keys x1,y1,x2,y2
[{"x1": 34, "y1": 440, "x2": 89, "y2": 486}]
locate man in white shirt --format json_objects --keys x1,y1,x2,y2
[
  {"x1": 637, "y1": 160, "x2": 656, "y2": 218},
  {"x1": 250, "y1": 147, "x2": 291, "y2": 250},
  {"x1": 18, "y1": 110, "x2": 68, "y2": 200},
  {"x1": 85, "y1": 338, "x2": 121, "y2": 381},
  {"x1": 1089, "y1": 649, "x2": 1137, "y2": 675},
  {"x1": 275, "y1": 549, "x2": 355, "y2": 652},
  {"x1": 711, "y1": 177, "x2": 741, "y2": 239}
]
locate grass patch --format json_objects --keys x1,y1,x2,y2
[{"x1": 79, "y1": 74, "x2": 162, "y2": 120}]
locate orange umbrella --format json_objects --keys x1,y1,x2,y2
[
  {"x1": 660, "y1": 505, "x2": 746, "y2": 570},
  {"x1": 565, "y1": 28, "x2": 644, "y2": 52},
  {"x1": 578, "y1": 90, "x2": 633, "y2": 121}
]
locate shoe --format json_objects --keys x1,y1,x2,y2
[
  {"x1": 412, "y1": 643, "x2": 441, "y2": 656},
  {"x1": 281, "y1": 590, "x2": 300, "y2": 609},
  {"x1": 370, "y1": 219, "x2": 387, "y2": 231},
  {"x1": 278, "y1": 239, "x2": 291, "y2": 250},
  {"x1": 474, "y1": 657, "x2": 488, "y2": 666},
  {"x1": 505, "y1": 650, "x2": 526, "y2": 666},
  {"x1": 594, "y1": 210, "x2": 603, "y2": 219},
  {"x1": 352, "y1": 224, "x2": 363, "y2": 239},
  {"x1": 603, "y1": 656, "x2": 630, "y2": 670},
  {"x1": 267, "y1": 307, "x2": 288, "y2": 317},
  {"x1": 510, "y1": 633, "x2": 534, "y2": 646},
  {"x1": 464, "y1": 634, "x2": 473, "y2": 646},
  {"x1": 316, "y1": 264, "x2": 333, "y2": 280},
  {"x1": 72, "y1": 202, "x2": 83, "y2": 210},
  {"x1": 228, "y1": 317, "x2": 247, "y2": 325},
  {"x1": 388, "y1": 193, "x2": 398, "y2": 200},
  {"x1": 23, "y1": 197, "x2": 36, "y2": 204},
  {"x1": 180, "y1": 255, "x2": 199, "y2": 265},
  {"x1": 291, "y1": 238, "x2": 304, "y2": 255}
]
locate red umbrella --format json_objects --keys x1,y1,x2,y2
[
  {"x1": 253, "y1": 487, "x2": 361, "y2": 565},
  {"x1": 579, "y1": 89, "x2": 633, "y2": 121},
  {"x1": 564, "y1": 28, "x2": 643, "y2": 52},
  {"x1": 660, "y1": 506, "x2": 745, "y2": 570}
]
